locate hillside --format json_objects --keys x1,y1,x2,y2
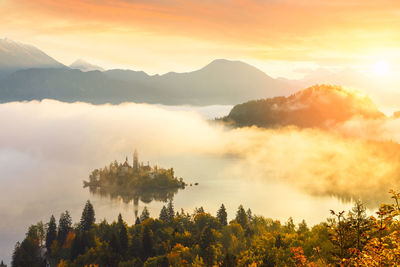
[{"x1": 222, "y1": 84, "x2": 385, "y2": 128}]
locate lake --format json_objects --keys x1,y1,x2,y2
[{"x1": 2, "y1": 100, "x2": 393, "y2": 264}]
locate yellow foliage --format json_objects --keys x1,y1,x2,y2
[{"x1": 63, "y1": 231, "x2": 76, "y2": 249}]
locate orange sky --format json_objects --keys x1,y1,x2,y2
[{"x1": 1, "y1": 0, "x2": 400, "y2": 76}]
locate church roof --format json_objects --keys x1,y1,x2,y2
[{"x1": 122, "y1": 160, "x2": 130, "y2": 167}]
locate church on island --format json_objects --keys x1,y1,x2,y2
[{"x1": 120, "y1": 149, "x2": 161, "y2": 178}]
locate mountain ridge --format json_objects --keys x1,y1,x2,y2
[{"x1": 0, "y1": 39, "x2": 297, "y2": 105}]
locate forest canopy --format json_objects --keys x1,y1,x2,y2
[
  {"x1": 221, "y1": 84, "x2": 384, "y2": 129},
  {"x1": 10, "y1": 190, "x2": 400, "y2": 266}
]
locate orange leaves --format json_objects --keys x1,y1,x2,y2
[{"x1": 290, "y1": 247, "x2": 317, "y2": 267}]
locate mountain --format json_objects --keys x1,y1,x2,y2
[
  {"x1": 0, "y1": 56, "x2": 297, "y2": 105},
  {"x1": 0, "y1": 68, "x2": 155, "y2": 104},
  {"x1": 0, "y1": 38, "x2": 64, "y2": 78},
  {"x1": 221, "y1": 84, "x2": 385, "y2": 128},
  {"x1": 70, "y1": 59, "x2": 104, "y2": 72},
  {"x1": 104, "y1": 69, "x2": 150, "y2": 82},
  {"x1": 149, "y1": 59, "x2": 296, "y2": 105}
]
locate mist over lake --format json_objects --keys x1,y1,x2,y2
[{"x1": 4, "y1": 99, "x2": 400, "y2": 263}]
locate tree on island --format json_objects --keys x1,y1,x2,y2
[{"x1": 83, "y1": 152, "x2": 187, "y2": 205}]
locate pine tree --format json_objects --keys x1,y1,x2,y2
[
  {"x1": 135, "y1": 217, "x2": 141, "y2": 225},
  {"x1": 217, "y1": 204, "x2": 228, "y2": 226},
  {"x1": 0, "y1": 260, "x2": 6, "y2": 267},
  {"x1": 118, "y1": 214, "x2": 128, "y2": 255},
  {"x1": 159, "y1": 206, "x2": 169, "y2": 222},
  {"x1": 80, "y1": 200, "x2": 95, "y2": 231},
  {"x1": 246, "y1": 208, "x2": 253, "y2": 222},
  {"x1": 235, "y1": 205, "x2": 248, "y2": 229},
  {"x1": 11, "y1": 242, "x2": 21, "y2": 267},
  {"x1": 167, "y1": 200, "x2": 175, "y2": 223},
  {"x1": 140, "y1": 207, "x2": 150, "y2": 222},
  {"x1": 58, "y1": 210, "x2": 72, "y2": 246},
  {"x1": 142, "y1": 225, "x2": 153, "y2": 258},
  {"x1": 12, "y1": 238, "x2": 42, "y2": 267},
  {"x1": 199, "y1": 226, "x2": 216, "y2": 266},
  {"x1": 46, "y1": 215, "x2": 57, "y2": 250}
]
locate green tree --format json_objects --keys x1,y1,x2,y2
[
  {"x1": 217, "y1": 204, "x2": 228, "y2": 226},
  {"x1": 167, "y1": 200, "x2": 175, "y2": 223},
  {"x1": 246, "y1": 208, "x2": 253, "y2": 222},
  {"x1": 80, "y1": 200, "x2": 95, "y2": 231},
  {"x1": 159, "y1": 206, "x2": 169, "y2": 222},
  {"x1": 235, "y1": 205, "x2": 248, "y2": 229},
  {"x1": 199, "y1": 226, "x2": 216, "y2": 266},
  {"x1": 11, "y1": 237, "x2": 42, "y2": 267},
  {"x1": 140, "y1": 207, "x2": 150, "y2": 222},
  {"x1": 58, "y1": 210, "x2": 72, "y2": 246},
  {"x1": 46, "y1": 215, "x2": 57, "y2": 250},
  {"x1": 142, "y1": 225, "x2": 154, "y2": 258},
  {"x1": 118, "y1": 214, "x2": 129, "y2": 256}
]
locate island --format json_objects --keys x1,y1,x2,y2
[{"x1": 83, "y1": 150, "x2": 186, "y2": 216}]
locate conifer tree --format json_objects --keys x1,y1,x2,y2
[
  {"x1": 46, "y1": 215, "x2": 57, "y2": 250},
  {"x1": 142, "y1": 225, "x2": 153, "y2": 258},
  {"x1": 246, "y1": 208, "x2": 253, "y2": 222},
  {"x1": 118, "y1": 214, "x2": 128, "y2": 255},
  {"x1": 80, "y1": 200, "x2": 95, "y2": 231},
  {"x1": 159, "y1": 206, "x2": 169, "y2": 222},
  {"x1": 58, "y1": 210, "x2": 72, "y2": 246},
  {"x1": 140, "y1": 207, "x2": 150, "y2": 222},
  {"x1": 217, "y1": 204, "x2": 228, "y2": 226},
  {"x1": 167, "y1": 200, "x2": 175, "y2": 222},
  {"x1": 235, "y1": 205, "x2": 248, "y2": 229}
]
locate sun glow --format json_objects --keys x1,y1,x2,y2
[{"x1": 373, "y1": 60, "x2": 390, "y2": 75}]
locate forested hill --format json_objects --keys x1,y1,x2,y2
[{"x1": 221, "y1": 84, "x2": 385, "y2": 128}]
